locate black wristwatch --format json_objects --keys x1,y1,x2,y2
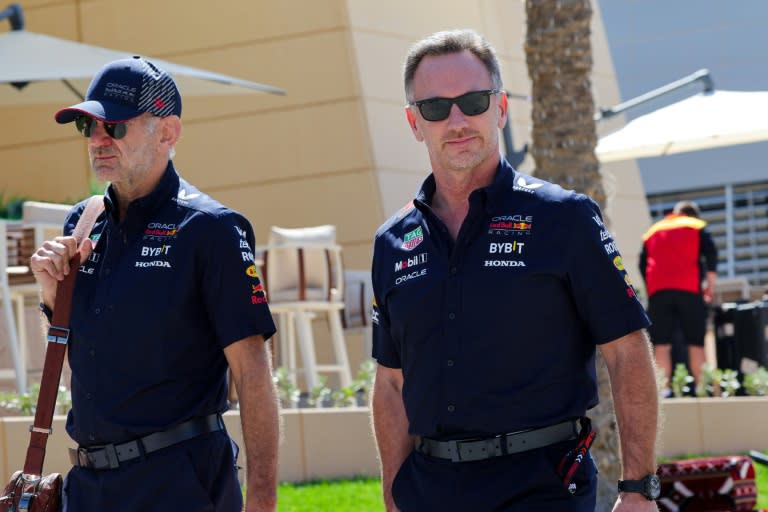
[{"x1": 618, "y1": 474, "x2": 661, "y2": 500}]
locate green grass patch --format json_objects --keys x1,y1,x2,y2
[
  {"x1": 263, "y1": 454, "x2": 768, "y2": 510},
  {"x1": 277, "y1": 478, "x2": 383, "y2": 512},
  {"x1": 756, "y1": 454, "x2": 768, "y2": 509}
]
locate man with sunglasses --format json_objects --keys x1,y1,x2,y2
[
  {"x1": 371, "y1": 29, "x2": 659, "y2": 511},
  {"x1": 29, "y1": 57, "x2": 279, "y2": 511}
]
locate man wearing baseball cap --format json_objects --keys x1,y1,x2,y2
[{"x1": 31, "y1": 56, "x2": 279, "y2": 511}]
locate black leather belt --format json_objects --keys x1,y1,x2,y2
[
  {"x1": 417, "y1": 418, "x2": 581, "y2": 463},
  {"x1": 69, "y1": 413, "x2": 224, "y2": 470}
]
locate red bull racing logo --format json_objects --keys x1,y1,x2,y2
[
  {"x1": 251, "y1": 279, "x2": 267, "y2": 304},
  {"x1": 488, "y1": 215, "x2": 532, "y2": 236},
  {"x1": 143, "y1": 222, "x2": 178, "y2": 239}
]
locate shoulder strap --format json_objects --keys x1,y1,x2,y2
[{"x1": 23, "y1": 195, "x2": 105, "y2": 475}]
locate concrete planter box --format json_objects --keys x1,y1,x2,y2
[
  {"x1": 1, "y1": 399, "x2": 766, "y2": 482},
  {"x1": 660, "y1": 396, "x2": 768, "y2": 457},
  {"x1": 0, "y1": 407, "x2": 380, "y2": 483}
]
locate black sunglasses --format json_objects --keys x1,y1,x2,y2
[
  {"x1": 410, "y1": 89, "x2": 501, "y2": 122},
  {"x1": 75, "y1": 116, "x2": 128, "y2": 139}
]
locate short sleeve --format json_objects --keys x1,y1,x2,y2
[
  {"x1": 565, "y1": 196, "x2": 650, "y2": 344},
  {"x1": 371, "y1": 237, "x2": 401, "y2": 368},
  {"x1": 199, "y1": 212, "x2": 276, "y2": 347}
]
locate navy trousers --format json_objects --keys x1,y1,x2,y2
[
  {"x1": 63, "y1": 430, "x2": 242, "y2": 512},
  {"x1": 393, "y1": 439, "x2": 598, "y2": 512}
]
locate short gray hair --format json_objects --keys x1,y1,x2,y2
[
  {"x1": 144, "y1": 115, "x2": 176, "y2": 160},
  {"x1": 403, "y1": 29, "x2": 503, "y2": 102}
]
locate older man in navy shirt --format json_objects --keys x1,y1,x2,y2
[
  {"x1": 30, "y1": 57, "x2": 279, "y2": 512},
  {"x1": 371, "y1": 30, "x2": 660, "y2": 511}
]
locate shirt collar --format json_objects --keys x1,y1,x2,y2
[
  {"x1": 413, "y1": 157, "x2": 517, "y2": 213},
  {"x1": 104, "y1": 161, "x2": 180, "y2": 223}
]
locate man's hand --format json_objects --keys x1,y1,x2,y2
[{"x1": 29, "y1": 236, "x2": 94, "y2": 306}]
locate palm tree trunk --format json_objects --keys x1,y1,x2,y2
[{"x1": 524, "y1": 0, "x2": 618, "y2": 508}]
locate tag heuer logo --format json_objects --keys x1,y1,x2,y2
[{"x1": 401, "y1": 226, "x2": 424, "y2": 251}]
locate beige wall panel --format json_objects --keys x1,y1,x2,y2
[
  {"x1": 171, "y1": 31, "x2": 358, "y2": 121},
  {"x1": 175, "y1": 101, "x2": 371, "y2": 189},
  {"x1": 352, "y1": 6, "x2": 530, "y2": 101},
  {"x1": 478, "y1": 0, "x2": 526, "y2": 60},
  {"x1": 590, "y1": 0, "x2": 618, "y2": 77},
  {"x1": 375, "y1": 169, "x2": 428, "y2": 219},
  {"x1": 350, "y1": 33, "x2": 529, "y2": 105},
  {"x1": 209, "y1": 172, "x2": 380, "y2": 247},
  {"x1": 15, "y1": 2, "x2": 78, "y2": 39},
  {"x1": 345, "y1": 0, "x2": 484, "y2": 40},
  {"x1": 0, "y1": 104, "x2": 76, "y2": 147},
  {"x1": 501, "y1": 57, "x2": 531, "y2": 99},
  {"x1": 364, "y1": 100, "x2": 429, "y2": 173},
  {"x1": 507, "y1": 122, "x2": 532, "y2": 159},
  {"x1": 79, "y1": 0, "x2": 348, "y2": 55},
  {"x1": 350, "y1": 31, "x2": 408, "y2": 102},
  {"x1": 1, "y1": 141, "x2": 90, "y2": 202},
  {"x1": 17, "y1": 0, "x2": 72, "y2": 9}
]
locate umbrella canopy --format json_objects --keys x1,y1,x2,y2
[
  {"x1": 0, "y1": 29, "x2": 285, "y2": 105},
  {"x1": 596, "y1": 90, "x2": 768, "y2": 163}
]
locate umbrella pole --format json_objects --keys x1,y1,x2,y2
[
  {"x1": 62, "y1": 79, "x2": 85, "y2": 101},
  {"x1": 595, "y1": 68, "x2": 714, "y2": 122}
]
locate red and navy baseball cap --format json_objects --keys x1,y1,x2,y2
[{"x1": 55, "y1": 56, "x2": 182, "y2": 124}]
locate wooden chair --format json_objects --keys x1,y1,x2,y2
[
  {"x1": 0, "y1": 220, "x2": 38, "y2": 392},
  {"x1": 260, "y1": 225, "x2": 352, "y2": 390}
]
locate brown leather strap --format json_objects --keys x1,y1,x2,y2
[{"x1": 23, "y1": 196, "x2": 104, "y2": 475}]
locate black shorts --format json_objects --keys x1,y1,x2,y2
[{"x1": 647, "y1": 290, "x2": 706, "y2": 347}]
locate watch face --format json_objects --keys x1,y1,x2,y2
[{"x1": 645, "y1": 474, "x2": 661, "y2": 499}]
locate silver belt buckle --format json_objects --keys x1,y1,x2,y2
[{"x1": 77, "y1": 447, "x2": 90, "y2": 467}]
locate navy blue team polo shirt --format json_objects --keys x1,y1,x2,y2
[
  {"x1": 371, "y1": 158, "x2": 650, "y2": 439},
  {"x1": 62, "y1": 162, "x2": 275, "y2": 447}
]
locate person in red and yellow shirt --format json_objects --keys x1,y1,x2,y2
[{"x1": 640, "y1": 200, "x2": 718, "y2": 387}]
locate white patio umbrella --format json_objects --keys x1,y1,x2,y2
[
  {"x1": 0, "y1": 29, "x2": 285, "y2": 106},
  {"x1": 0, "y1": 21, "x2": 284, "y2": 393},
  {"x1": 596, "y1": 90, "x2": 768, "y2": 163}
]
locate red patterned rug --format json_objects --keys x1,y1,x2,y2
[{"x1": 656, "y1": 455, "x2": 759, "y2": 511}]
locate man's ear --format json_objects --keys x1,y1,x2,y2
[
  {"x1": 406, "y1": 107, "x2": 424, "y2": 142},
  {"x1": 160, "y1": 115, "x2": 182, "y2": 146},
  {"x1": 497, "y1": 91, "x2": 508, "y2": 130}
]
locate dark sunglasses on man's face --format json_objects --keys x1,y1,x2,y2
[
  {"x1": 75, "y1": 116, "x2": 128, "y2": 140},
  {"x1": 410, "y1": 89, "x2": 501, "y2": 122}
]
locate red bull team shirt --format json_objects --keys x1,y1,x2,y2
[
  {"x1": 62, "y1": 163, "x2": 275, "y2": 446},
  {"x1": 371, "y1": 158, "x2": 650, "y2": 438}
]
